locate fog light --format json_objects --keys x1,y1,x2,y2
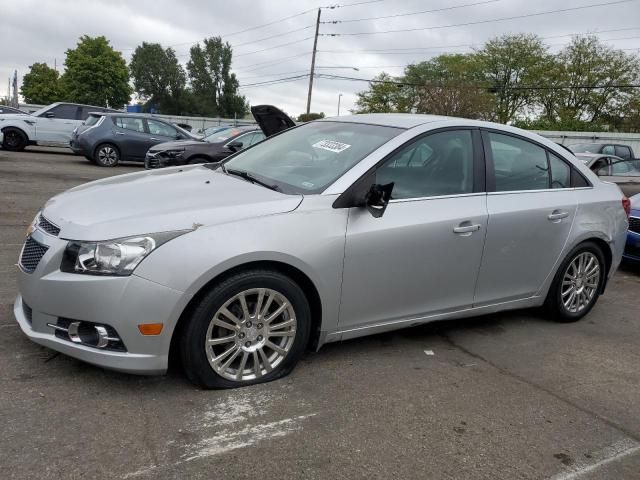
[{"x1": 138, "y1": 323, "x2": 164, "y2": 335}]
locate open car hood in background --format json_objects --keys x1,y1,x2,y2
[{"x1": 251, "y1": 105, "x2": 296, "y2": 137}]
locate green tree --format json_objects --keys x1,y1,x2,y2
[
  {"x1": 297, "y1": 112, "x2": 325, "y2": 122},
  {"x1": 186, "y1": 37, "x2": 247, "y2": 117},
  {"x1": 537, "y1": 36, "x2": 640, "y2": 124},
  {"x1": 61, "y1": 35, "x2": 132, "y2": 108},
  {"x1": 403, "y1": 54, "x2": 494, "y2": 119},
  {"x1": 20, "y1": 63, "x2": 62, "y2": 104},
  {"x1": 477, "y1": 34, "x2": 549, "y2": 123},
  {"x1": 129, "y1": 42, "x2": 188, "y2": 114},
  {"x1": 353, "y1": 73, "x2": 410, "y2": 113}
]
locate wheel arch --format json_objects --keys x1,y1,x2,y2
[
  {"x1": 1, "y1": 125, "x2": 30, "y2": 143},
  {"x1": 169, "y1": 259, "x2": 324, "y2": 365},
  {"x1": 186, "y1": 154, "x2": 214, "y2": 164}
]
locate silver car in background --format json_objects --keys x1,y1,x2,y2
[{"x1": 14, "y1": 114, "x2": 629, "y2": 388}]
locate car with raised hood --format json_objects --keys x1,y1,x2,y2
[
  {"x1": 70, "y1": 113, "x2": 195, "y2": 167},
  {"x1": 145, "y1": 105, "x2": 296, "y2": 169},
  {"x1": 575, "y1": 153, "x2": 640, "y2": 197},
  {"x1": 0, "y1": 102, "x2": 114, "y2": 151},
  {"x1": 624, "y1": 193, "x2": 640, "y2": 262},
  {"x1": 569, "y1": 142, "x2": 635, "y2": 161},
  {"x1": 15, "y1": 113, "x2": 629, "y2": 389}
]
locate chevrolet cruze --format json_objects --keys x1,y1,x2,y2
[{"x1": 14, "y1": 113, "x2": 629, "y2": 388}]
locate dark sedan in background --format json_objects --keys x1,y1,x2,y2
[
  {"x1": 625, "y1": 194, "x2": 640, "y2": 262},
  {"x1": 70, "y1": 113, "x2": 194, "y2": 166},
  {"x1": 145, "y1": 105, "x2": 295, "y2": 169}
]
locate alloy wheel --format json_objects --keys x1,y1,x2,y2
[
  {"x1": 561, "y1": 252, "x2": 600, "y2": 314},
  {"x1": 205, "y1": 288, "x2": 297, "y2": 381},
  {"x1": 5, "y1": 130, "x2": 21, "y2": 148},
  {"x1": 98, "y1": 146, "x2": 118, "y2": 165}
]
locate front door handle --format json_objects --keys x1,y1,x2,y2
[
  {"x1": 150, "y1": 137, "x2": 159, "y2": 141},
  {"x1": 548, "y1": 210, "x2": 569, "y2": 222},
  {"x1": 453, "y1": 223, "x2": 481, "y2": 235},
  {"x1": 114, "y1": 131, "x2": 125, "y2": 135}
]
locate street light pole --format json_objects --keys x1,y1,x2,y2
[{"x1": 337, "y1": 93, "x2": 343, "y2": 116}]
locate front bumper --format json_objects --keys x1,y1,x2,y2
[
  {"x1": 623, "y1": 216, "x2": 640, "y2": 261},
  {"x1": 14, "y1": 228, "x2": 190, "y2": 375},
  {"x1": 145, "y1": 151, "x2": 186, "y2": 169}
]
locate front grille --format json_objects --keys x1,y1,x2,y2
[
  {"x1": 19, "y1": 237, "x2": 49, "y2": 273},
  {"x1": 38, "y1": 215, "x2": 60, "y2": 236},
  {"x1": 629, "y1": 216, "x2": 640, "y2": 235},
  {"x1": 22, "y1": 302, "x2": 33, "y2": 324},
  {"x1": 145, "y1": 155, "x2": 161, "y2": 169},
  {"x1": 625, "y1": 241, "x2": 640, "y2": 259}
]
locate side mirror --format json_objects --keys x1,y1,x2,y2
[
  {"x1": 45, "y1": 112, "x2": 55, "y2": 118},
  {"x1": 227, "y1": 140, "x2": 243, "y2": 151},
  {"x1": 364, "y1": 183, "x2": 394, "y2": 218}
]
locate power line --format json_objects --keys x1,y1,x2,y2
[
  {"x1": 316, "y1": 73, "x2": 640, "y2": 89},
  {"x1": 239, "y1": 74, "x2": 310, "y2": 89},
  {"x1": 318, "y1": 27, "x2": 640, "y2": 54},
  {"x1": 320, "y1": 0, "x2": 638, "y2": 36},
  {"x1": 237, "y1": 52, "x2": 312, "y2": 73},
  {"x1": 321, "y1": 0, "x2": 500, "y2": 24},
  {"x1": 234, "y1": 36, "x2": 315, "y2": 58}
]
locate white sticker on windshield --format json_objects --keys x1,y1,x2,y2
[
  {"x1": 302, "y1": 181, "x2": 315, "y2": 188},
  {"x1": 312, "y1": 139, "x2": 351, "y2": 153}
]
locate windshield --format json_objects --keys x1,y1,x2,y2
[
  {"x1": 84, "y1": 114, "x2": 102, "y2": 126},
  {"x1": 205, "y1": 127, "x2": 248, "y2": 143},
  {"x1": 203, "y1": 125, "x2": 233, "y2": 138},
  {"x1": 570, "y1": 144, "x2": 601, "y2": 154},
  {"x1": 222, "y1": 121, "x2": 403, "y2": 194}
]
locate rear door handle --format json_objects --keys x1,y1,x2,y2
[
  {"x1": 548, "y1": 210, "x2": 569, "y2": 222},
  {"x1": 453, "y1": 223, "x2": 481, "y2": 235}
]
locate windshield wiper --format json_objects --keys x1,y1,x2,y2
[{"x1": 225, "y1": 168, "x2": 281, "y2": 192}]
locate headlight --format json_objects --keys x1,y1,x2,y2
[
  {"x1": 163, "y1": 149, "x2": 185, "y2": 158},
  {"x1": 61, "y1": 231, "x2": 188, "y2": 276}
]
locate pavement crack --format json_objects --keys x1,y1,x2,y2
[{"x1": 439, "y1": 332, "x2": 640, "y2": 444}]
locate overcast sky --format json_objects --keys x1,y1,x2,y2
[{"x1": 1, "y1": 0, "x2": 639, "y2": 118}]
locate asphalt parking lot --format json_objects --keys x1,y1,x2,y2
[{"x1": 1, "y1": 147, "x2": 640, "y2": 480}]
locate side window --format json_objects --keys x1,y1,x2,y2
[
  {"x1": 115, "y1": 117, "x2": 145, "y2": 132},
  {"x1": 602, "y1": 145, "x2": 615, "y2": 155},
  {"x1": 147, "y1": 119, "x2": 177, "y2": 137},
  {"x1": 610, "y1": 159, "x2": 634, "y2": 175},
  {"x1": 250, "y1": 132, "x2": 266, "y2": 145},
  {"x1": 232, "y1": 132, "x2": 255, "y2": 149},
  {"x1": 79, "y1": 107, "x2": 97, "y2": 120},
  {"x1": 549, "y1": 153, "x2": 571, "y2": 189},
  {"x1": 376, "y1": 130, "x2": 474, "y2": 199},
  {"x1": 488, "y1": 132, "x2": 549, "y2": 192},
  {"x1": 615, "y1": 146, "x2": 631, "y2": 160},
  {"x1": 49, "y1": 104, "x2": 80, "y2": 120}
]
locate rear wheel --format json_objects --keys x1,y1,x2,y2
[
  {"x1": 94, "y1": 143, "x2": 120, "y2": 167},
  {"x1": 545, "y1": 242, "x2": 605, "y2": 322},
  {"x1": 180, "y1": 270, "x2": 311, "y2": 389},
  {"x1": 2, "y1": 128, "x2": 28, "y2": 151}
]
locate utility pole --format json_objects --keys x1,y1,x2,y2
[{"x1": 306, "y1": 8, "x2": 321, "y2": 115}]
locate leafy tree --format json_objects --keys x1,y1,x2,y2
[
  {"x1": 353, "y1": 73, "x2": 409, "y2": 113},
  {"x1": 537, "y1": 36, "x2": 640, "y2": 124},
  {"x1": 20, "y1": 63, "x2": 62, "y2": 104},
  {"x1": 403, "y1": 54, "x2": 494, "y2": 119},
  {"x1": 61, "y1": 35, "x2": 132, "y2": 108},
  {"x1": 187, "y1": 37, "x2": 247, "y2": 117},
  {"x1": 129, "y1": 42, "x2": 188, "y2": 114},
  {"x1": 297, "y1": 112, "x2": 325, "y2": 122},
  {"x1": 476, "y1": 34, "x2": 549, "y2": 123}
]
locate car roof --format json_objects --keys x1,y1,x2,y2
[{"x1": 319, "y1": 113, "x2": 452, "y2": 129}]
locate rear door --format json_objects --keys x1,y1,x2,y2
[
  {"x1": 474, "y1": 130, "x2": 577, "y2": 305},
  {"x1": 113, "y1": 117, "x2": 149, "y2": 160}
]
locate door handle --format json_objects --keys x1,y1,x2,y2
[
  {"x1": 453, "y1": 223, "x2": 481, "y2": 235},
  {"x1": 547, "y1": 210, "x2": 569, "y2": 222},
  {"x1": 150, "y1": 137, "x2": 159, "y2": 141},
  {"x1": 114, "y1": 131, "x2": 125, "y2": 135}
]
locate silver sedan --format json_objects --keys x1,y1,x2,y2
[{"x1": 14, "y1": 114, "x2": 629, "y2": 388}]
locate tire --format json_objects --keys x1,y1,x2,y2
[
  {"x1": 180, "y1": 270, "x2": 311, "y2": 389},
  {"x1": 2, "y1": 128, "x2": 28, "y2": 151},
  {"x1": 544, "y1": 241, "x2": 606, "y2": 323},
  {"x1": 94, "y1": 143, "x2": 120, "y2": 167}
]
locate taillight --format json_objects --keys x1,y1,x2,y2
[{"x1": 622, "y1": 196, "x2": 631, "y2": 217}]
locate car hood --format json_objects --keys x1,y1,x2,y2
[
  {"x1": 42, "y1": 165, "x2": 303, "y2": 241},
  {"x1": 149, "y1": 139, "x2": 204, "y2": 151},
  {"x1": 251, "y1": 105, "x2": 296, "y2": 137}
]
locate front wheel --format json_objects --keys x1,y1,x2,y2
[
  {"x1": 545, "y1": 242, "x2": 605, "y2": 322},
  {"x1": 94, "y1": 143, "x2": 120, "y2": 167},
  {"x1": 2, "y1": 128, "x2": 28, "y2": 151},
  {"x1": 180, "y1": 270, "x2": 311, "y2": 389}
]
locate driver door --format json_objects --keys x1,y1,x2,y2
[{"x1": 338, "y1": 129, "x2": 488, "y2": 331}]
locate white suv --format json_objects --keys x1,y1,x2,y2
[{"x1": 0, "y1": 102, "x2": 114, "y2": 151}]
